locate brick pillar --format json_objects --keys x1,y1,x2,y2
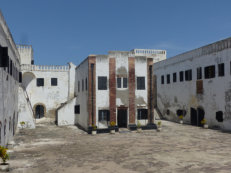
[
  {"x1": 128, "y1": 57, "x2": 135, "y2": 124},
  {"x1": 147, "y1": 58, "x2": 154, "y2": 124},
  {"x1": 109, "y1": 58, "x2": 116, "y2": 124},
  {"x1": 88, "y1": 56, "x2": 96, "y2": 126}
]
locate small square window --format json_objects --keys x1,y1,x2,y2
[
  {"x1": 37, "y1": 78, "x2": 44, "y2": 87},
  {"x1": 75, "y1": 105, "x2": 80, "y2": 114},
  {"x1": 137, "y1": 109, "x2": 148, "y2": 120},
  {"x1": 51, "y1": 78, "x2": 57, "y2": 86}
]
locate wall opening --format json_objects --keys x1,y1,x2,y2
[
  {"x1": 216, "y1": 111, "x2": 223, "y2": 122},
  {"x1": 35, "y1": 105, "x2": 45, "y2": 119}
]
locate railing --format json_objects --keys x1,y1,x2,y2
[
  {"x1": 132, "y1": 49, "x2": 166, "y2": 55},
  {"x1": 21, "y1": 64, "x2": 69, "y2": 72}
]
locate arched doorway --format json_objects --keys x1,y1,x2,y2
[{"x1": 35, "y1": 105, "x2": 45, "y2": 119}]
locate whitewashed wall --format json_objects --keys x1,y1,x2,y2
[
  {"x1": 75, "y1": 59, "x2": 89, "y2": 129},
  {"x1": 0, "y1": 11, "x2": 20, "y2": 146},
  {"x1": 57, "y1": 97, "x2": 76, "y2": 125},
  {"x1": 154, "y1": 38, "x2": 231, "y2": 131}
]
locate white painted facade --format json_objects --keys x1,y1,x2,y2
[
  {"x1": 154, "y1": 37, "x2": 231, "y2": 131},
  {"x1": 0, "y1": 11, "x2": 20, "y2": 146}
]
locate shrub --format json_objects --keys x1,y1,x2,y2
[
  {"x1": 137, "y1": 121, "x2": 141, "y2": 129},
  {"x1": 0, "y1": 146, "x2": 9, "y2": 164},
  {"x1": 201, "y1": 118, "x2": 206, "y2": 125}
]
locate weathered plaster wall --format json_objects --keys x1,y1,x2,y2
[
  {"x1": 0, "y1": 11, "x2": 20, "y2": 146},
  {"x1": 17, "y1": 45, "x2": 33, "y2": 65},
  {"x1": 154, "y1": 37, "x2": 231, "y2": 130},
  {"x1": 18, "y1": 86, "x2": 35, "y2": 128},
  {"x1": 75, "y1": 59, "x2": 89, "y2": 130},
  {"x1": 57, "y1": 97, "x2": 76, "y2": 126}
]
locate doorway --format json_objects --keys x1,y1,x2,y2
[
  {"x1": 190, "y1": 107, "x2": 205, "y2": 126},
  {"x1": 35, "y1": 105, "x2": 45, "y2": 119},
  {"x1": 117, "y1": 108, "x2": 127, "y2": 128}
]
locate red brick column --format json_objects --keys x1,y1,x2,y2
[
  {"x1": 147, "y1": 58, "x2": 154, "y2": 124},
  {"x1": 109, "y1": 58, "x2": 116, "y2": 123},
  {"x1": 88, "y1": 56, "x2": 96, "y2": 126},
  {"x1": 128, "y1": 57, "x2": 135, "y2": 124}
]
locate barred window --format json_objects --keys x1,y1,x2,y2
[
  {"x1": 37, "y1": 78, "x2": 44, "y2": 87},
  {"x1": 123, "y1": 77, "x2": 127, "y2": 88},
  {"x1": 185, "y1": 69, "x2": 192, "y2": 81},
  {"x1": 51, "y1": 78, "x2": 57, "y2": 86},
  {"x1": 98, "y1": 110, "x2": 110, "y2": 121},
  {"x1": 117, "y1": 77, "x2": 121, "y2": 88},
  {"x1": 98, "y1": 76, "x2": 107, "y2": 90},
  {"x1": 137, "y1": 109, "x2": 148, "y2": 120},
  {"x1": 204, "y1": 65, "x2": 215, "y2": 79}
]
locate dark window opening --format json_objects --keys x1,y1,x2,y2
[
  {"x1": 10, "y1": 60, "x2": 12, "y2": 75},
  {"x1": 123, "y1": 77, "x2": 127, "y2": 88},
  {"x1": 176, "y1": 109, "x2": 187, "y2": 117},
  {"x1": 185, "y1": 69, "x2": 192, "y2": 81},
  {"x1": 85, "y1": 78, "x2": 88, "y2": 90},
  {"x1": 37, "y1": 78, "x2": 44, "y2": 87},
  {"x1": 75, "y1": 105, "x2": 80, "y2": 114},
  {"x1": 98, "y1": 110, "x2": 110, "y2": 122},
  {"x1": 31, "y1": 60, "x2": 34, "y2": 65},
  {"x1": 197, "y1": 67, "x2": 202, "y2": 80},
  {"x1": 180, "y1": 71, "x2": 184, "y2": 82},
  {"x1": 78, "y1": 81, "x2": 80, "y2": 92},
  {"x1": 204, "y1": 65, "x2": 215, "y2": 79},
  {"x1": 167, "y1": 74, "x2": 170, "y2": 84},
  {"x1": 98, "y1": 76, "x2": 107, "y2": 90},
  {"x1": 216, "y1": 111, "x2": 223, "y2": 122},
  {"x1": 117, "y1": 77, "x2": 121, "y2": 88},
  {"x1": 161, "y1": 75, "x2": 164, "y2": 84},
  {"x1": 137, "y1": 77, "x2": 145, "y2": 90},
  {"x1": 82, "y1": 79, "x2": 84, "y2": 91},
  {"x1": 173, "y1": 73, "x2": 177, "y2": 83},
  {"x1": 51, "y1": 78, "x2": 57, "y2": 86},
  {"x1": 166, "y1": 109, "x2": 170, "y2": 115},
  {"x1": 137, "y1": 109, "x2": 148, "y2": 120},
  {"x1": 218, "y1": 63, "x2": 224, "y2": 77},
  {"x1": 0, "y1": 47, "x2": 9, "y2": 68}
]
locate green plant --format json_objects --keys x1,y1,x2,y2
[
  {"x1": 92, "y1": 125, "x2": 97, "y2": 131},
  {"x1": 137, "y1": 121, "x2": 141, "y2": 129},
  {"x1": 20, "y1": 121, "x2": 25, "y2": 129},
  {"x1": 110, "y1": 121, "x2": 116, "y2": 127},
  {"x1": 157, "y1": 121, "x2": 162, "y2": 127},
  {"x1": 179, "y1": 115, "x2": 184, "y2": 120},
  {"x1": 0, "y1": 146, "x2": 9, "y2": 164},
  {"x1": 201, "y1": 118, "x2": 206, "y2": 125}
]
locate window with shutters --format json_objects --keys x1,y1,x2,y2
[
  {"x1": 173, "y1": 73, "x2": 177, "y2": 82},
  {"x1": 51, "y1": 78, "x2": 57, "y2": 86},
  {"x1": 161, "y1": 75, "x2": 164, "y2": 84},
  {"x1": 167, "y1": 74, "x2": 170, "y2": 84},
  {"x1": 197, "y1": 67, "x2": 202, "y2": 80},
  {"x1": 75, "y1": 105, "x2": 80, "y2": 114},
  {"x1": 37, "y1": 78, "x2": 44, "y2": 87},
  {"x1": 185, "y1": 69, "x2": 192, "y2": 81},
  {"x1": 98, "y1": 110, "x2": 110, "y2": 125},
  {"x1": 117, "y1": 77, "x2": 121, "y2": 88},
  {"x1": 180, "y1": 71, "x2": 184, "y2": 82},
  {"x1": 218, "y1": 63, "x2": 224, "y2": 77},
  {"x1": 204, "y1": 65, "x2": 215, "y2": 79},
  {"x1": 98, "y1": 76, "x2": 107, "y2": 90},
  {"x1": 137, "y1": 77, "x2": 145, "y2": 90},
  {"x1": 137, "y1": 109, "x2": 148, "y2": 120}
]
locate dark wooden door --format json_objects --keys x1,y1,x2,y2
[
  {"x1": 117, "y1": 109, "x2": 127, "y2": 128},
  {"x1": 191, "y1": 108, "x2": 197, "y2": 126}
]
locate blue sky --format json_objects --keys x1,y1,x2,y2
[{"x1": 1, "y1": 0, "x2": 231, "y2": 65}]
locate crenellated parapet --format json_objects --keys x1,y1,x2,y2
[{"x1": 21, "y1": 64, "x2": 69, "y2": 72}]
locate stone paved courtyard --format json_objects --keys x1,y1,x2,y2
[{"x1": 7, "y1": 120, "x2": 231, "y2": 173}]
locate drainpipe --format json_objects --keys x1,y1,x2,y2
[{"x1": 149, "y1": 65, "x2": 153, "y2": 124}]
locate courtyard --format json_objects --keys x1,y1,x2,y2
[{"x1": 8, "y1": 120, "x2": 231, "y2": 173}]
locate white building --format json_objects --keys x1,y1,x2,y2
[
  {"x1": 154, "y1": 37, "x2": 231, "y2": 131},
  {"x1": 73, "y1": 49, "x2": 166, "y2": 133},
  {"x1": 0, "y1": 11, "x2": 21, "y2": 146},
  {"x1": 18, "y1": 45, "x2": 76, "y2": 127}
]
